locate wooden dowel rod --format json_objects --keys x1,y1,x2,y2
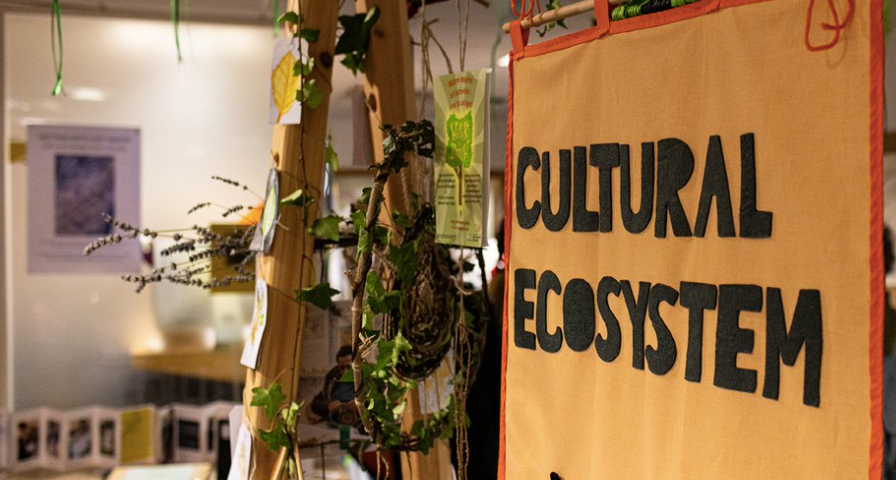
[{"x1": 501, "y1": 0, "x2": 626, "y2": 33}]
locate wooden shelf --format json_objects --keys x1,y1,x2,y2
[{"x1": 131, "y1": 345, "x2": 244, "y2": 383}]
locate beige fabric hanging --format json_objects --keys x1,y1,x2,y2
[{"x1": 501, "y1": 0, "x2": 884, "y2": 478}]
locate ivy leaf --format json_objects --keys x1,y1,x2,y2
[
  {"x1": 389, "y1": 242, "x2": 418, "y2": 285},
  {"x1": 392, "y1": 211, "x2": 412, "y2": 230},
  {"x1": 340, "y1": 53, "x2": 364, "y2": 75},
  {"x1": 358, "y1": 228, "x2": 372, "y2": 256},
  {"x1": 358, "y1": 187, "x2": 372, "y2": 206},
  {"x1": 325, "y1": 134, "x2": 339, "y2": 172},
  {"x1": 340, "y1": 369, "x2": 354, "y2": 382},
  {"x1": 293, "y1": 57, "x2": 314, "y2": 78},
  {"x1": 297, "y1": 282, "x2": 340, "y2": 309},
  {"x1": 297, "y1": 79, "x2": 323, "y2": 109},
  {"x1": 373, "y1": 226, "x2": 390, "y2": 246},
  {"x1": 364, "y1": 271, "x2": 399, "y2": 314},
  {"x1": 351, "y1": 210, "x2": 366, "y2": 235},
  {"x1": 299, "y1": 28, "x2": 320, "y2": 43},
  {"x1": 251, "y1": 383, "x2": 286, "y2": 420},
  {"x1": 392, "y1": 400, "x2": 407, "y2": 417},
  {"x1": 394, "y1": 331, "x2": 411, "y2": 354},
  {"x1": 370, "y1": 290, "x2": 400, "y2": 315},
  {"x1": 277, "y1": 11, "x2": 299, "y2": 25},
  {"x1": 365, "y1": 271, "x2": 386, "y2": 299},
  {"x1": 361, "y1": 308, "x2": 375, "y2": 331},
  {"x1": 281, "y1": 189, "x2": 315, "y2": 207},
  {"x1": 334, "y1": 7, "x2": 379, "y2": 75},
  {"x1": 307, "y1": 214, "x2": 342, "y2": 242},
  {"x1": 258, "y1": 423, "x2": 290, "y2": 451},
  {"x1": 280, "y1": 401, "x2": 302, "y2": 432},
  {"x1": 287, "y1": 458, "x2": 297, "y2": 479}
]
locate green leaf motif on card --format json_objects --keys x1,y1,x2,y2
[{"x1": 445, "y1": 111, "x2": 473, "y2": 169}]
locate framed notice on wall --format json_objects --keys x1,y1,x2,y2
[
  {"x1": 27, "y1": 125, "x2": 141, "y2": 273},
  {"x1": 502, "y1": 0, "x2": 883, "y2": 478}
]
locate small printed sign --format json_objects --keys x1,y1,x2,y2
[
  {"x1": 433, "y1": 69, "x2": 491, "y2": 248},
  {"x1": 240, "y1": 279, "x2": 269, "y2": 370}
]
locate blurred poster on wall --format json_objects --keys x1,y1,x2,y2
[{"x1": 27, "y1": 125, "x2": 140, "y2": 273}]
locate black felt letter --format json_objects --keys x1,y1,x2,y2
[
  {"x1": 590, "y1": 144, "x2": 620, "y2": 233},
  {"x1": 573, "y1": 146, "x2": 599, "y2": 232},
  {"x1": 763, "y1": 288, "x2": 823, "y2": 407},
  {"x1": 646, "y1": 283, "x2": 679, "y2": 375},
  {"x1": 595, "y1": 276, "x2": 622, "y2": 362},
  {"x1": 563, "y1": 278, "x2": 596, "y2": 352},
  {"x1": 714, "y1": 284, "x2": 760, "y2": 393},
  {"x1": 655, "y1": 138, "x2": 694, "y2": 238},
  {"x1": 536, "y1": 270, "x2": 563, "y2": 353},
  {"x1": 621, "y1": 143, "x2": 655, "y2": 234},
  {"x1": 516, "y1": 147, "x2": 541, "y2": 230},
  {"x1": 542, "y1": 150, "x2": 571, "y2": 232},
  {"x1": 514, "y1": 269, "x2": 537, "y2": 350},
  {"x1": 694, "y1": 136, "x2": 735, "y2": 238},
  {"x1": 739, "y1": 134, "x2": 773, "y2": 238},
  {"x1": 622, "y1": 281, "x2": 651, "y2": 370},
  {"x1": 680, "y1": 282, "x2": 717, "y2": 383}
]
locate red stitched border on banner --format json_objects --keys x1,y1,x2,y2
[
  {"x1": 498, "y1": 49, "x2": 515, "y2": 480},
  {"x1": 869, "y1": 0, "x2": 884, "y2": 476},
  {"x1": 500, "y1": 1, "x2": 885, "y2": 478}
]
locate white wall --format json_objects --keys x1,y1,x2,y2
[{"x1": 2, "y1": 14, "x2": 335, "y2": 409}]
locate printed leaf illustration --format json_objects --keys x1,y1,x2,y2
[
  {"x1": 445, "y1": 111, "x2": 473, "y2": 205},
  {"x1": 272, "y1": 51, "x2": 300, "y2": 124},
  {"x1": 445, "y1": 111, "x2": 473, "y2": 169}
]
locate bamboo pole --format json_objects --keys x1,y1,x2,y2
[
  {"x1": 244, "y1": 1, "x2": 339, "y2": 478},
  {"x1": 500, "y1": 0, "x2": 626, "y2": 33}
]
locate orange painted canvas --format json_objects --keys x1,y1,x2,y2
[{"x1": 501, "y1": 0, "x2": 883, "y2": 478}]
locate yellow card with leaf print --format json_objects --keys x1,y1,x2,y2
[{"x1": 269, "y1": 38, "x2": 306, "y2": 125}]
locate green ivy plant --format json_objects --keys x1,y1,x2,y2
[
  {"x1": 334, "y1": 6, "x2": 381, "y2": 75},
  {"x1": 251, "y1": 382, "x2": 306, "y2": 479},
  {"x1": 537, "y1": 0, "x2": 567, "y2": 37},
  {"x1": 277, "y1": 11, "x2": 324, "y2": 109}
]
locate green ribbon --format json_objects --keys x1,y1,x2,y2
[
  {"x1": 171, "y1": 0, "x2": 182, "y2": 62},
  {"x1": 50, "y1": 0, "x2": 63, "y2": 96},
  {"x1": 273, "y1": 0, "x2": 280, "y2": 36}
]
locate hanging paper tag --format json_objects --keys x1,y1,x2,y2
[
  {"x1": 269, "y1": 38, "x2": 307, "y2": 125},
  {"x1": 250, "y1": 169, "x2": 279, "y2": 254},
  {"x1": 240, "y1": 279, "x2": 269, "y2": 369},
  {"x1": 418, "y1": 351, "x2": 454, "y2": 415},
  {"x1": 433, "y1": 69, "x2": 491, "y2": 248},
  {"x1": 226, "y1": 421, "x2": 252, "y2": 480}
]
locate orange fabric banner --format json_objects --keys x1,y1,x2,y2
[{"x1": 501, "y1": 0, "x2": 883, "y2": 478}]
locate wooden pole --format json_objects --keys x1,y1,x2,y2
[
  {"x1": 356, "y1": 0, "x2": 418, "y2": 217},
  {"x1": 355, "y1": 1, "x2": 453, "y2": 479},
  {"x1": 0, "y1": 11, "x2": 9, "y2": 409},
  {"x1": 244, "y1": 1, "x2": 339, "y2": 478}
]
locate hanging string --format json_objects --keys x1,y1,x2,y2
[
  {"x1": 416, "y1": 1, "x2": 456, "y2": 204},
  {"x1": 171, "y1": 0, "x2": 183, "y2": 62},
  {"x1": 804, "y1": 0, "x2": 854, "y2": 52},
  {"x1": 50, "y1": 0, "x2": 63, "y2": 96},
  {"x1": 456, "y1": 0, "x2": 472, "y2": 71}
]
